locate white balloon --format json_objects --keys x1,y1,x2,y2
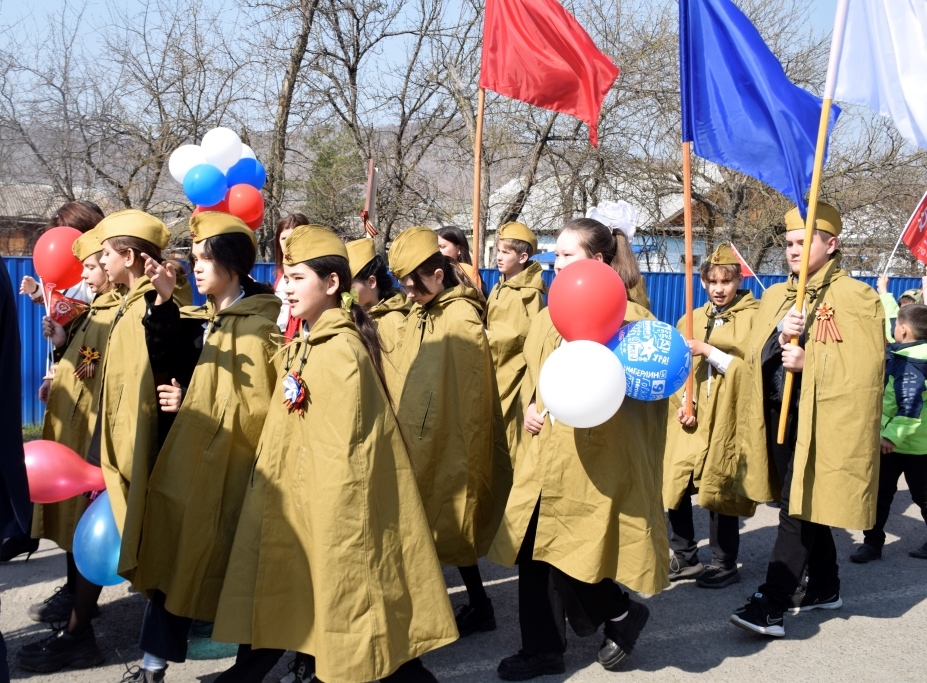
[
  {"x1": 168, "y1": 144, "x2": 206, "y2": 185},
  {"x1": 538, "y1": 340, "x2": 626, "y2": 429},
  {"x1": 201, "y1": 127, "x2": 242, "y2": 172},
  {"x1": 239, "y1": 143, "x2": 257, "y2": 161}
]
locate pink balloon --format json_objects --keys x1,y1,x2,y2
[{"x1": 24, "y1": 440, "x2": 105, "y2": 504}]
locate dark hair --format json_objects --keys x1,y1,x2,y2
[
  {"x1": 354, "y1": 254, "x2": 400, "y2": 302},
  {"x1": 497, "y1": 237, "x2": 534, "y2": 258},
  {"x1": 404, "y1": 251, "x2": 479, "y2": 299},
  {"x1": 559, "y1": 217, "x2": 644, "y2": 296},
  {"x1": 304, "y1": 254, "x2": 390, "y2": 401},
  {"x1": 47, "y1": 201, "x2": 105, "y2": 233},
  {"x1": 190, "y1": 232, "x2": 273, "y2": 295},
  {"x1": 105, "y1": 236, "x2": 163, "y2": 275},
  {"x1": 274, "y1": 213, "x2": 310, "y2": 273},
  {"x1": 699, "y1": 261, "x2": 742, "y2": 282},
  {"x1": 436, "y1": 225, "x2": 472, "y2": 265},
  {"x1": 898, "y1": 303, "x2": 927, "y2": 340}
]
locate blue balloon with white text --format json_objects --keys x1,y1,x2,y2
[{"x1": 610, "y1": 320, "x2": 690, "y2": 401}]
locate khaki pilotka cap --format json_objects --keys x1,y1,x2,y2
[
  {"x1": 283, "y1": 225, "x2": 348, "y2": 264},
  {"x1": 346, "y1": 238, "x2": 378, "y2": 278},
  {"x1": 706, "y1": 243, "x2": 740, "y2": 266},
  {"x1": 189, "y1": 212, "x2": 257, "y2": 247},
  {"x1": 388, "y1": 227, "x2": 440, "y2": 280},
  {"x1": 497, "y1": 221, "x2": 538, "y2": 252},
  {"x1": 95, "y1": 209, "x2": 171, "y2": 248},
  {"x1": 783, "y1": 201, "x2": 842, "y2": 237},
  {"x1": 72, "y1": 229, "x2": 104, "y2": 262}
]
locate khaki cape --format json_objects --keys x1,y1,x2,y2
[
  {"x1": 737, "y1": 256, "x2": 884, "y2": 530},
  {"x1": 664, "y1": 291, "x2": 758, "y2": 517},
  {"x1": 99, "y1": 275, "x2": 191, "y2": 580},
  {"x1": 32, "y1": 290, "x2": 122, "y2": 550},
  {"x1": 368, "y1": 292, "x2": 412, "y2": 401},
  {"x1": 213, "y1": 309, "x2": 457, "y2": 682},
  {"x1": 394, "y1": 285, "x2": 512, "y2": 566},
  {"x1": 131, "y1": 294, "x2": 281, "y2": 621},
  {"x1": 485, "y1": 261, "x2": 547, "y2": 466},
  {"x1": 488, "y1": 305, "x2": 670, "y2": 594}
]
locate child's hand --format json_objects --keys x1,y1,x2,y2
[
  {"x1": 143, "y1": 254, "x2": 176, "y2": 305},
  {"x1": 38, "y1": 378, "x2": 51, "y2": 404},
  {"x1": 20, "y1": 275, "x2": 43, "y2": 301},
  {"x1": 781, "y1": 343, "x2": 804, "y2": 372},
  {"x1": 688, "y1": 339, "x2": 712, "y2": 358},
  {"x1": 778, "y1": 309, "x2": 805, "y2": 347},
  {"x1": 524, "y1": 401, "x2": 546, "y2": 434},
  {"x1": 41, "y1": 316, "x2": 66, "y2": 348},
  {"x1": 877, "y1": 274, "x2": 889, "y2": 295},
  {"x1": 677, "y1": 406, "x2": 696, "y2": 428},
  {"x1": 157, "y1": 379, "x2": 183, "y2": 413},
  {"x1": 880, "y1": 438, "x2": 896, "y2": 455}
]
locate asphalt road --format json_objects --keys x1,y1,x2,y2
[{"x1": 2, "y1": 488, "x2": 925, "y2": 682}]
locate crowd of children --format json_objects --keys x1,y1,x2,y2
[{"x1": 1, "y1": 198, "x2": 924, "y2": 681}]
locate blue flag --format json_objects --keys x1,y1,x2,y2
[{"x1": 679, "y1": 0, "x2": 839, "y2": 217}]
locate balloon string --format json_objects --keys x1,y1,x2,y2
[{"x1": 40, "y1": 277, "x2": 52, "y2": 377}]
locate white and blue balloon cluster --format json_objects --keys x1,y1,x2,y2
[{"x1": 168, "y1": 127, "x2": 266, "y2": 207}]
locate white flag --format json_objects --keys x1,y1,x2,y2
[{"x1": 834, "y1": 0, "x2": 927, "y2": 149}]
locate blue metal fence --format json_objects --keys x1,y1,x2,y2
[{"x1": 6, "y1": 255, "x2": 920, "y2": 426}]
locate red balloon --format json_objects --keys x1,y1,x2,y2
[
  {"x1": 548, "y1": 260, "x2": 628, "y2": 344},
  {"x1": 24, "y1": 440, "x2": 105, "y2": 504},
  {"x1": 226, "y1": 184, "x2": 264, "y2": 223},
  {"x1": 245, "y1": 212, "x2": 264, "y2": 230},
  {"x1": 192, "y1": 198, "x2": 230, "y2": 217},
  {"x1": 33, "y1": 227, "x2": 84, "y2": 288}
]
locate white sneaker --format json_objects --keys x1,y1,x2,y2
[{"x1": 280, "y1": 653, "x2": 315, "y2": 683}]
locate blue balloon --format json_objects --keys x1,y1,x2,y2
[
  {"x1": 73, "y1": 491, "x2": 124, "y2": 587},
  {"x1": 183, "y1": 164, "x2": 227, "y2": 206},
  {"x1": 611, "y1": 320, "x2": 691, "y2": 401},
  {"x1": 226, "y1": 158, "x2": 266, "y2": 190}
]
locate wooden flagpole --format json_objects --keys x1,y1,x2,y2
[
  {"x1": 470, "y1": 88, "x2": 486, "y2": 285},
  {"x1": 777, "y1": 0, "x2": 849, "y2": 444},
  {"x1": 682, "y1": 141, "x2": 695, "y2": 418}
]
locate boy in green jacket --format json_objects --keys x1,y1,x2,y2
[{"x1": 851, "y1": 303, "x2": 927, "y2": 563}]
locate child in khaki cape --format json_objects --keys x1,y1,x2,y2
[
  {"x1": 346, "y1": 238, "x2": 412, "y2": 399},
  {"x1": 389, "y1": 227, "x2": 512, "y2": 638},
  {"x1": 485, "y1": 222, "x2": 547, "y2": 465},
  {"x1": 489, "y1": 216, "x2": 668, "y2": 680},
  {"x1": 664, "y1": 244, "x2": 758, "y2": 590},
  {"x1": 17, "y1": 230, "x2": 119, "y2": 673},
  {"x1": 212, "y1": 225, "x2": 456, "y2": 683}
]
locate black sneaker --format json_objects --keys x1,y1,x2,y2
[
  {"x1": 0, "y1": 535, "x2": 40, "y2": 562},
  {"x1": 28, "y1": 586, "x2": 74, "y2": 623},
  {"x1": 121, "y1": 666, "x2": 167, "y2": 682},
  {"x1": 730, "y1": 593, "x2": 785, "y2": 637},
  {"x1": 597, "y1": 600, "x2": 650, "y2": 671},
  {"x1": 379, "y1": 658, "x2": 438, "y2": 682},
  {"x1": 696, "y1": 565, "x2": 741, "y2": 589},
  {"x1": 280, "y1": 653, "x2": 316, "y2": 682},
  {"x1": 850, "y1": 544, "x2": 882, "y2": 563},
  {"x1": 454, "y1": 599, "x2": 496, "y2": 637},
  {"x1": 787, "y1": 592, "x2": 842, "y2": 614},
  {"x1": 909, "y1": 541, "x2": 927, "y2": 559},
  {"x1": 497, "y1": 651, "x2": 565, "y2": 681},
  {"x1": 668, "y1": 554, "x2": 703, "y2": 581},
  {"x1": 17, "y1": 626, "x2": 105, "y2": 673}
]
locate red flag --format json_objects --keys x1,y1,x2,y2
[
  {"x1": 902, "y1": 188, "x2": 927, "y2": 264},
  {"x1": 479, "y1": 0, "x2": 619, "y2": 147},
  {"x1": 729, "y1": 242, "x2": 757, "y2": 279},
  {"x1": 45, "y1": 285, "x2": 89, "y2": 326}
]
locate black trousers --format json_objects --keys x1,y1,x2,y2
[
  {"x1": 518, "y1": 500, "x2": 630, "y2": 655},
  {"x1": 864, "y1": 452, "x2": 927, "y2": 549},
  {"x1": 138, "y1": 591, "x2": 193, "y2": 663},
  {"x1": 667, "y1": 482, "x2": 740, "y2": 569},
  {"x1": 758, "y1": 407, "x2": 839, "y2": 613},
  {"x1": 213, "y1": 644, "x2": 286, "y2": 683}
]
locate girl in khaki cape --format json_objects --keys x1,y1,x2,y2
[
  {"x1": 113, "y1": 214, "x2": 281, "y2": 680},
  {"x1": 95, "y1": 210, "x2": 192, "y2": 594},
  {"x1": 489, "y1": 217, "x2": 669, "y2": 681},
  {"x1": 17, "y1": 230, "x2": 118, "y2": 673},
  {"x1": 212, "y1": 225, "x2": 456, "y2": 683},
  {"x1": 347, "y1": 238, "x2": 412, "y2": 399},
  {"x1": 388, "y1": 227, "x2": 512, "y2": 639},
  {"x1": 663, "y1": 245, "x2": 758, "y2": 590}
]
